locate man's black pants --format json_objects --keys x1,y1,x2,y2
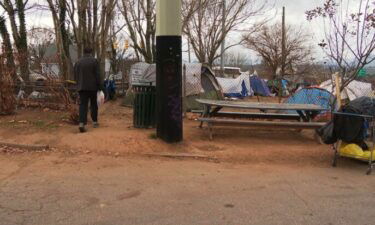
[{"x1": 79, "y1": 91, "x2": 98, "y2": 124}]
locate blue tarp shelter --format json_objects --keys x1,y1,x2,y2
[
  {"x1": 285, "y1": 87, "x2": 335, "y2": 113},
  {"x1": 250, "y1": 75, "x2": 271, "y2": 96}
]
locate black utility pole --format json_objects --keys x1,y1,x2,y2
[
  {"x1": 281, "y1": 6, "x2": 286, "y2": 79},
  {"x1": 220, "y1": 0, "x2": 226, "y2": 75},
  {"x1": 278, "y1": 6, "x2": 286, "y2": 101},
  {"x1": 155, "y1": 0, "x2": 183, "y2": 143}
]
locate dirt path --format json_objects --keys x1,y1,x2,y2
[
  {"x1": 0, "y1": 100, "x2": 331, "y2": 165},
  {"x1": 0, "y1": 153, "x2": 374, "y2": 225},
  {"x1": 1, "y1": 100, "x2": 373, "y2": 224}
]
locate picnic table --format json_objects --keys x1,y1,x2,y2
[{"x1": 196, "y1": 99, "x2": 327, "y2": 140}]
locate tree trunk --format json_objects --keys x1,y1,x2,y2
[
  {"x1": 59, "y1": 0, "x2": 72, "y2": 80},
  {"x1": 15, "y1": 0, "x2": 29, "y2": 82},
  {"x1": 3, "y1": 0, "x2": 30, "y2": 82},
  {"x1": 0, "y1": 16, "x2": 16, "y2": 81},
  {"x1": 47, "y1": 0, "x2": 73, "y2": 80}
]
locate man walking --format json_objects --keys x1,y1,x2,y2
[{"x1": 74, "y1": 48, "x2": 102, "y2": 133}]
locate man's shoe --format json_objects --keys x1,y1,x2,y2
[
  {"x1": 79, "y1": 123, "x2": 86, "y2": 133},
  {"x1": 93, "y1": 122, "x2": 99, "y2": 128}
]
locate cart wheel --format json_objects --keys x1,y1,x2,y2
[
  {"x1": 332, "y1": 153, "x2": 338, "y2": 167},
  {"x1": 332, "y1": 157, "x2": 337, "y2": 167}
]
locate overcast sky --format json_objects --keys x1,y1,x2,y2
[
  {"x1": 0, "y1": 0, "x2": 324, "y2": 27},
  {"x1": 0, "y1": 0, "x2": 351, "y2": 64},
  {"x1": 225, "y1": 0, "x2": 327, "y2": 64}
]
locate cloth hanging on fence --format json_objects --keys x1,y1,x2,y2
[
  {"x1": 217, "y1": 74, "x2": 253, "y2": 98},
  {"x1": 128, "y1": 62, "x2": 204, "y2": 96}
]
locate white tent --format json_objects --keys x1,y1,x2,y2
[
  {"x1": 129, "y1": 62, "x2": 220, "y2": 96},
  {"x1": 216, "y1": 73, "x2": 253, "y2": 98},
  {"x1": 320, "y1": 79, "x2": 373, "y2": 101}
]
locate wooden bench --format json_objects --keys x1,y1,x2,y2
[{"x1": 198, "y1": 118, "x2": 325, "y2": 140}]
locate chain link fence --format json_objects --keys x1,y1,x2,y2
[
  {"x1": 2, "y1": 56, "x2": 375, "y2": 123},
  {"x1": 123, "y1": 62, "x2": 375, "y2": 114},
  {"x1": 122, "y1": 62, "x2": 223, "y2": 112}
]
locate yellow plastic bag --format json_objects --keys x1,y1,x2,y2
[{"x1": 340, "y1": 143, "x2": 375, "y2": 160}]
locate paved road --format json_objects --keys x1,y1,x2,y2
[{"x1": 0, "y1": 153, "x2": 374, "y2": 225}]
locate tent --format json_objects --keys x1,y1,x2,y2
[
  {"x1": 185, "y1": 66, "x2": 223, "y2": 110},
  {"x1": 123, "y1": 63, "x2": 223, "y2": 111},
  {"x1": 267, "y1": 78, "x2": 289, "y2": 96},
  {"x1": 285, "y1": 87, "x2": 335, "y2": 113},
  {"x1": 216, "y1": 73, "x2": 253, "y2": 98},
  {"x1": 320, "y1": 79, "x2": 373, "y2": 101},
  {"x1": 250, "y1": 75, "x2": 271, "y2": 96}
]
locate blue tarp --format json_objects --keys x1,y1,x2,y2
[
  {"x1": 281, "y1": 79, "x2": 288, "y2": 89},
  {"x1": 285, "y1": 87, "x2": 334, "y2": 113},
  {"x1": 104, "y1": 79, "x2": 116, "y2": 100},
  {"x1": 250, "y1": 76, "x2": 271, "y2": 96}
]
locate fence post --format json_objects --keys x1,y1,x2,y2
[
  {"x1": 122, "y1": 71, "x2": 125, "y2": 96},
  {"x1": 183, "y1": 64, "x2": 187, "y2": 117},
  {"x1": 334, "y1": 72, "x2": 342, "y2": 108}
]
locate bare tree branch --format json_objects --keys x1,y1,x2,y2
[
  {"x1": 243, "y1": 23, "x2": 312, "y2": 78},
  {"x1": 306, "y1": 0, "x2": 375, "y2": 91}
]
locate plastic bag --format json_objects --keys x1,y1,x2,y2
[
  {"x1": 97, "y1": 91, "x2": 105, "y2": 107},
  {"x1": 316, "y1": 121, "x2": 337, "y2": 144},
  {"x1": 340, "y1": 143, "x2": 375, "y2": 160}
]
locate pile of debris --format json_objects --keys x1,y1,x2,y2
[{"x1": 0, "y1": 142, "x2": 50, "y2": 154}]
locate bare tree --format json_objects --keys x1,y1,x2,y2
[
  {"x1": 109, "y1": 39, "x2": 134, "y2": 74},
  {"x1": 183, "y1": 0, "x2": 266, "y2": 66},
  {"x1": 118, "y1": 0, "x2": 200, "y2": 63},
  {"x1": 43, "y1": 0, "x2": 117, "y2": 79},
  {"x1": 0, "y1": 54, "x2": 16, "y2": 114},
  {"x1": 0, "y1": 16, "x2": 16, "y2": 80},
  {"x1": 214, "y1": 51, "x2": 252, "y2": 70},
  {"x1": 306, "y1": 0, "x2": 375, "y2": 89},
  {"x1": 28, "y1": 27, "x2": 55, "y2": 72},
  {"x1": 0, "y1": 0, "x2": 30, "y2": 82},
  {"x1": 0, "y1": 17, "x2": 16, "y2": 114},
  {"x1": 44, "y1": 0, "x2": 73, "y2": 80},
  {"x1": 118, "y1": 0, "x2": 155, "y2": 63},
  {"x1": 65, "y1": 0, "x2": 117, "y2": 78},
  {"x1": 242, "y1": 23, "x2": 312, "y2": 77}
]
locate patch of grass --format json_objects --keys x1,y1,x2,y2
[
  {"x1": 31, "y1": 120, "x2": 46, "y2": 128},
  {"x1": 31, "y1": 120, "x2": 60, "y2": 130},
  {"x1": 46, "y1": 124, "x2": 59, "y2": 129},
  {"x1": 149, "y1": 133, "x2": 158, "y2": 139}
]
